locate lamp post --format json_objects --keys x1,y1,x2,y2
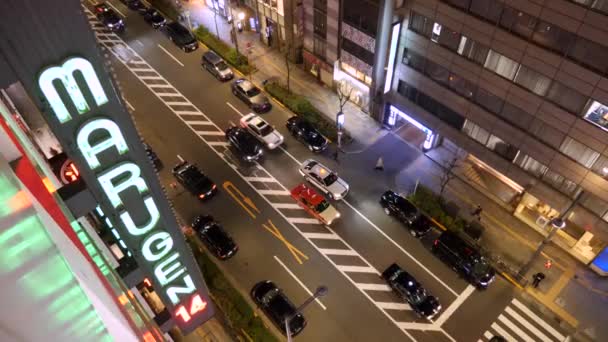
[
  {"x1": 285, "y1": 285, "x2": 328, "y2": 341},
  {"x1": 228, "y1": 7, "x2": 241, "y2": 55},
  {"x1": 212, "y1": 0, "x2": 220, "y2": 38},
  {"x1": 336, "y1": 111, "x2": 344, "y2": 150},
  {"x1": 518, "y1": 218, "x2": 566, "y2": 280}
]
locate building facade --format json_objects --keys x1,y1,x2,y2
[{"x1": 382, "y1": 0, "x2": 608, "y2": 272}]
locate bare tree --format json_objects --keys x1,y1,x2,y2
[
  {"x1": 337, "y1": 86, "x2": 352, "y2": 113},
  {"x1": 439, "y1": 157, "x2": 459, "y2": 202},
  {"x1": 284, "y1": 44, "x2": 292, "y2": 92}
]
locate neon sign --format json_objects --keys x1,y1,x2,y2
[
  {"x1": 38, "y1": 57, "x2": 213, "y2": 332},
  {"x1": 60, "y1": 160, "x2": 80, "y2": 184}
]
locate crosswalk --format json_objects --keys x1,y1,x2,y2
[
  {"x1": 81, "y1": 6, "x2": 439, "y2": 338},
  {"x1": 479, "y1": 298, "x2": 566, "y2": 342}
]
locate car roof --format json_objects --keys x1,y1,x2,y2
[
  {"x1": 291, "y1": 184, "x2": 324, "y2": 206},
  {"x1": 439, "y1": 231, "x2": 481, "y2": 258},
  {"x1": 238, "y1": 80, "x2": 255, "y2": 91},
  {"x1": 308, "y1": 161, "x2": 331, "y2": 177}
]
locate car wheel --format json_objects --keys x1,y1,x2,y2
[
  {"x1": 384, "y1": 207, "x2": 391, "y2": 216},
  {"x1": 410, "y1": 230, "x2": 418, "y2": 237},
  {"x1": 232, "y1": 89, "x2": 237, "y2": 96}
]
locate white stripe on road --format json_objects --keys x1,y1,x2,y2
[
  {"x1": 157, "y1": 44, "x2": 184, "y2": 67},
  {"x1": 318, "y1": 248, "x2": 358, "y2": 256},
  {"x1": 490, "y1": 323, "x2": 516, "y2": 342},
  {"x1": 274, "y1": 256, "x2": 327, "y2": 310},
  {"x1": 498, "y1": 314, "x2": 534, "y2": 341},
  {"x1": 288, "y1": 217, "x2": 322, "y2": 225},
  {"x1": 357, "y1": 283, "x2": 391, "y2": 291},
  {"x1": 138, "y1": 75, "x2": 164, "y2": 80},
  {"x1": 197, "y1": 131, "x2": 225, "y2": 136},
  {"x1": 301, "y1": 232, "x2": 339, "y2": 240},
  {"x1": 505, "y1": 307, "x2": 552, "y2": 342},
  {"x1": 184, "y1": 120, "x2": 213, "y2": 125},
  {"x1": 244, "y1": 176, "x2": 276, "y2": 183},
  {"x1": 226, "y1": 101, "x2": 245, "y2": 117},
  {"x1": 257, "y1": 189, "x2": 290, "y2": 196},
  {"x1": 130, "y1": 68, "x2": 153, "y2": 72},
  {"x1": 124, "y1": 99, "x2": 135, "y2": 111},
  {"x1": 483, "y1": 331, "x2": 493, "y2": 340},
  {"x1": 207, "y1": 141, "x2": 230, "y2": 147},
  {"x1": 165, "y1": 101, "x2": 192, "y2": 106},
  {"x1": 106, "y1": 2, "x2": 125, "y2": 17},
  {"x1": 511, "y1": 299, "x2": 565, "y2": 341},
  {"x1": 376, "y1": 302, "x2": 410, "y2": 311},
  {"x1": 149, "y1": 83, "x2": 173, "y2": 88},
  {"x1": 433, "y1": 285, "x2": 475, "y2": 327},
  {"x1": 156, "y1": 92, "x2": 180, "y2": 97},
  {"x1": 336, "y1": 265, "x2": 378, "y2": 274},
  {"x1": 271, "y1": 203, "x2": 303, "y2": 210}
]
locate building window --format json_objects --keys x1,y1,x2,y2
[
  {"x1": 425, "y1": 59, "x2": 450, "y2": 86},
  {"x1": 449, "y1": 73, "x2": 476, "y2": 99},
  {"x1": 409, "y1": 11, "x2": 432, "y2": 38},
  {"x1": 484, "y1": 50, "x2": 519, "y2": 80},
  {"x1": 343, "y1": 0, "x2": 380, "y2": 36},
  {"x1": 342, "y1": 38, "x2": 374, "y2": 65},
  {"x1": 513, "y1": 153, "x2": 548, "y2": 178},
  {"x1": 462, "y1": 120, "x2": 490, "y2": 145},
  {"x1": 314, "y1": 0, "x2": 327, "y2": 12},
  {"x1": 499, "y1": 102, "x2": 534, "y2": 130},
  {"x1": 591, "y1": 155, "x2": 608, "y2": 178},
  {"x1": 560, "y1": 137, "x2": 600, "y2": 168},
  {"x1": 397, "y1": 80, "x2": 465, "y2": 129},
  {"x1": 402, "y1": 48, "x2": 426, "y2": 71},
  {"x1": 528, "y1": 120, "x2": 565, "y2": 149},
  {"x1": 457, "y1": 36, "x2": 490, "y2": 65},
  {"x1": 436, "y1": 24, "x2": 461, "y2": 51},
  {"x1": 579, "y1": 191, "x2": 608, "y2": 217},
  {"x1": 487, "y1": 135, "x2": 519, "y2": 161},
  {"x1": 499, "y1": 7, "x2": 537, "y2": 38},
  {"x1": 469, "y1": 0, "x2": 505, "y2": 24},
  {"x1": 568, "y1": 36, "x2": 608, "y2": 74},
  {"x1": 513, "y1": 65, "x2": 551, "y2": 96},
  {"x1": 341, "y1": 62, "x2": 372, "y2": 85},
  {"x1": 444, "y1": 0, "x2": 471, "y2": 9},
  {"x1": 313, "y1": 9, "x2": 327, "y2": 37},
  {"x1": 545, "y1": 82, "x2": 587, "y2": 114},
  {"x1": 583, "y1": 100, "x2": 608, "y2": 131},
  {"x1": 532, "y1": 21, "x2": 576, "y2": 55},
  {"x1": 474, "y1": 87, "x2": 504, "y2": 114},
  {"x1": 313, "y1": 36, "x2": 326, "y2": 60}
]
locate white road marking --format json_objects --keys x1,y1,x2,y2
[
  {"x1": 244, "y1": 176, "x2": 276, "y2": 182},
  {"x1": 279, "y1": 146, "x2": 302, "y2": 165},
  {"x1": 106, "y1": 2, "x2": 125, "y2": 17},
  {"x1": 490, "y1": 322, "x2": 516, "y2": 342},
  {"x1": 377, "y1": 302, "x2": 411, "y2": 311},
  {"x1": 336, "y1": 265, "x2": 378, "y2": 274},
  {"x1": 483, "y1": 331, "x2": 493, "y2": 340},
  {"x1": 149, "y1": 83, "x2": 173, "y2": 88},
  {"x1": 130, "y1": 68, "x2": 153, "y2": 72},
  {"x1": 257, "y1": 189, "x2": 290, "y2": 196},
  {"x1": 397, "y1": 322, "x2": 441, "y2": 331},
  {"x1": 271, "y1": 203, "x2": 303, "y2": 210},
  {"x1": 288, "y1": 218, "x2": 323, "y2": 225},
  {"x1": 301, "y1": 232, "x2": 339, "y2": 240},
  {"x1": 274, "y1": 255, "x2": 327, "y2": 310},
  {"x1": 207, "y1": 141, "x2": 230, "y2": 147},
  {"x1": 318, "y1": 248, "x2": 358, "y2": 256},
  {"x1": 156, "y1": 92, "x2": 180, "y2": 97},
  {"x1": 177, "y1": 154, "x2": 185, "y2": 163},
  {"x1": 165, "y1": 101, "x2": 191, "y2": 106},
  {"x1": 197, "y1": 131, "x2": 226, "y2": 136},
  {"x1": 134, "y1": 39, "x2": 145, "y2": 48},
  {"x1": 505, "y1": 307, "x2": 552, "y2": 342},
  {"x1": 511, "y1": 299, "x2": 565, "y2": 341},
  {"x1": 157, "y1": 44, "x2": 185, "y2": 67},
  {"x1": 357, "y1": 283, "x2": 391, "y2": 291},
  {"x1": 226, "y1": 101, "x2": 245, "y2": 117},
  {"x1": 498, "y1": 313, "x2": 534, "y2": 341},
  {"x1": 124, "y1": 99, "x2": 135, "y2": 111},
  {"x1": 184, "y1": 120, "x2": 213, "y2": 125},
  {"x1": 433, "y1": 285, "x2": 475, "y2": 327},
  {"x1": 138, "y1": 75, "x2": 164, "y2": 80}
]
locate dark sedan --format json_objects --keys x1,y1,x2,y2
[
  {"x1": 123, "y1": 0, "x2": 146, "y2": 11},
  {"x1": 165, "y1": 22, "x2": 198, "y2": 52},
  {"x1": 172, "y1": 161, "x2": 217, "y2": 200},
  {"x1": 143, "y1": 9, "x2": 166, "y2": 28},
  {"x1": 231, "y1": 78, "x2": 272, "y2": 113},
  {"x1": 380, "y1": 190, "x2": 419, "y2": 225},
  {"x1": 192, "y1": 215, "x2": 238, "y2": 260},
  {"x1": 408, "y1": 214, "x2": 435, "y2": 238},
  {"x1": 382, "y1": 263, "x2": 442, "y2": 320},
  {"x1": 225, "y1": 126, "x2": 263, "y2": 162},
  {"x1": 95, "y1": 6, "x2": 124, "y2": 33},
  {"x1": 251, "y1": 281, "x2": 307, "y2": 337},
  {"x1": 286, "y1": 116, "x2": 329, "y2": 152}
]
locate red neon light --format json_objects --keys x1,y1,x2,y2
[
  {"x1": 143, "y1": 278, "x2": 152, "y2": 287},
  {"x1": 174, "y1": 294, "x2": 208, "y2": 323},
  {"x1": 63, "y1": 162, "x2": 80, "y2": 182}
]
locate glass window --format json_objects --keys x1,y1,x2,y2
[
  {"x1": 499, "y1": 102, "x2": 534, "y2": 129},
  {"x1": 580, "y1": 191, "x2": 608, "y2": 217},
  {"x1": 591, "y1": 0, "x2": 608, "y2": 12},
  {"x1": 474, "y1": 87, "x2": 504, "y2": 114},
  {"x1": 313, "y1": 36, "x2": 326, "y2": 59},
  {"x1": 409, "y1": 12, "x2": 432, "y2": 38},
  {"x1": 313, "y1": 9, "x2": 327, "y2": 37},
  {"x1": 487, "y1": 135, "x2": 519, "y2": 161},
  {"x1": 583, "y1": 100, "x2": 608, "y2": 131},
  {"x1": 568, "y1": 37, "x2": 608, "y2": 74},
  {"x1": 457, "y1": 36, "x2": 490, "y2": 65},
  {"x1": 499, "y1": 7, "x2": 537, "y2": 38},
  {"x1": 398, "y1": 80, "x2": 465, "y2": 130},
  {"x1": 342, "y1": 38, "x2": 374, "y2": 65},
  {"x1": 444, "y1": 0, "x2": 471, "y2": 9},
  {"x1": 543, "y1": 169, "x2": 565, "y2": 189},
  {"x1": 513, "y1": 153, "x2": 548, "y2": 178},
  {"x1": 484, "y1": 50, "x2": 519, "y2": 80},
  {"x1": 560, "y1": 137, "x2": 600, "y2": 168},
  {"x1": 431, "y1": 22, "x2": 442, "y2": 43},
  {"x1": 449, "y1": 73, "x2": 476, "y2": 99},
  {"x1": 470, "y1": 0, "x2": 505, "y2": 24},
  {"x1": 591, "y1": 155, "x2": 608, "y2": 177},
  {"x1": 437, "y1": 25, "x2": 461, "y2": 51},
  {"x1": 532, "y1": 21, "x2": 576, "y2": 54},
  {"x1": 402, "y1": 48, "x2": 426, "y2": 71},
  {"x1": 529, "y1": 120, "x2": 565, "y2": 149},
  {"x1": 514, "y1": 65, "x2": 552, "y2": 96},
  {"x1": 545, "y1": 81, "x2": 587, "y2": 114},
  {"x1": 463, "y1": 120, "x2": 490, "y2": 145},
  {"x1": 343, "y1": 0, "x2": 379, "y2": 36},
  {"x1": 425, "y1": 60, "x2": 450, "y2": 86}
]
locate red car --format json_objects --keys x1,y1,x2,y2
[{"x1": 290, "y1": 184, "x2": 340, "y2": 225}]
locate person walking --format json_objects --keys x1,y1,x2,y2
[
  {"x1": 532, "y1": 272, "x2": 546, "y2": 288},
  {"x1": 471, "y1": 205, "x2": 483, "y2": 220},
  {"x1": 375, "y1": 157, "x2": 384, "y2": 171}
]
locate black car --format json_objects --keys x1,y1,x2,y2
[
  {"x1": 408, "y1": 214, "x2": 435, "y2": 238},
  {"x1": 382, "y1": 263, "x2": 442, "y2": 320},
  {"x1": 165, "y1": 22, "x2": 198, "y2": 52},
  {"x1": 192, "y1": 215, "x2": 238, "y2": 260},
  {"x1": 251, "y1": 281, "x2": 307, "y2": 337},
  {"x1": 432, "y1": 231, "x2": 496, "y2": 288},
  {"x1": 231, "y1": 79, "x2": 272, "y2": 113},
  {"x1": 123, "y1": 0, "x2": 146, "y2": 11},
  {"x1": 225, "y1": 126, "x2": 263, "y2": 162},
  {"x1": 171, "y1": 161, "x2": 217, "y2": 200},
  {"x1": 143, "y1": 143, "x2": 162, "y2": 170},
  {"x1": 380, "y1": 190, "x2": 419, "y2": 225},
  {"x1": 96, "y1": 7, "x2": 125, "y2": 32},
  {"x1": 286, "y1": 116, "x2": 329, "y2": 152},
  {"x1": 143, "y1": 9, "x2": 166, "y2": 28}
]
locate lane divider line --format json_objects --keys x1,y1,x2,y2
[
  {"x1": 157, "y1": 44, "x2": 185, "y2": 67},
  {"x1": 274, "y1": 255, "x2": 327, "y2": 310}
]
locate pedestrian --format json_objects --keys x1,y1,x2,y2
[
  {"x1": 333, "y1": 150, "x2": 339, "y2": 162},
  {"x1": 471, "y1": 205, "x2": 483, "y2": 220},
  {"x1": 532, "y1": 272, "x2": 546, "y2": 288},
  {"x1": 375, "y1": 157, "x2": 384, "y2": 171}
]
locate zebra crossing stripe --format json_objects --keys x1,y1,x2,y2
[
  {"x1": 337, "y1": 265, "x2": 378, "y2": 274},
  {"x1": 318, "y1": 248, "x2": 358, "y2": 256},
  {"x1": 377, "y1": 302, "x2": 410, "y2": 311},
  {"x1": 197, "y1": 131, "x2": 225, "y2": 136},
  {"x1": 490, "y1": 322, "x2": 516, "y2": 342},
  {"x1": 498, "y1": 314, "x2": 534, "y2": 341},
  {"x1": 244, "y1": 176, "x2": 276, "y2": 182},
  {"x1": 301, "y1": 232, "x2": 339, "y2": 239},
  {"x1": 511, "y1": 299, "x2": 565, "y2": 341},
  {"x1": 130, "y1": 68, "x2": 152, "y2": 72},
  {"x1": 483, "y1": 331, "x2": 493, "y2": 340},
  {"x1": 207, "y1": 141, "x2": 230, "y2": 146},
  {"x1": 156, "y1": 92, "x2": 179, "y2": 97},
  {"x1": 165, "y1": 101, "x2": 191, "y2": 106},
  {"x1": 184, "y1": 120, "x2": 213, "y2": 125},
  {"x1": 149, "y1": 84, "x2": 173, "y2": 88},
  {"x1": 258, "y1": 189, "x2": 290, "y2": 196},
  {"x1": 505, "y1": 307, "x2": 552, "y2": 342},
  {"x1": 138, "y1": 75, "x2": 163, "y2": 80},
  {"x1": 271, "y1": 203, "x2": 302, "y2": 209}
]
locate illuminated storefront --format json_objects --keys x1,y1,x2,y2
[{"x1": 384, "y1": 104, "x2": 439, "y2": 151}]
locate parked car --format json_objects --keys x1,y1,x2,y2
[
  {"x1": 171, "y1": 161, "x2": 217, "y2": 200},
  {"x1": 225, "y1": 126, "x2": 264, "y2": 162},
  {"x1": 290, "y1": 183, "x2": 340, "y2": 225},
  {"x1": 382, "y1": 263, "x2": 442, "y2": 320},
  {"x1": 239, "y1": 113, "x2": 284, "y2": 149},
  {"x1": 165, "y1": 22, "x2": 198, "y2": 52},
  {"x1": 299, "y1": 159, "x2": 349, "y2": 200},
  {"x1": 201, "y1": 51, "x2": 234, "y2": 81},
  {"x1": 231, "y1": 78, "x2": 272, "y2": 113},
  {"x1": 380, "y1": 190, "x2": 419, "y2": 225},
  {"x1": 95, "y1": 5, "x2": 125, "y2": 32},
  {"x1": 432, "y1": 231, "x2": 496, "y2": 288},
  {"x1": 123, "y1": 0, "x2": 146, "y2": 12},
  {"x1": 286, "y1": 116, "x2": 328, "y2": 152},
  {"x1": 251, "y1": 281, "x2": 307, "y2": 337},
  {"x1": 142, "y1": 8, "x2": 166, "y2": 28},
  {"x1": 407, "y1": 214, "x2": 435, "y2": 238},
  {"x1": 192, "y1": 215, "x2": 238, "y2": 260}
]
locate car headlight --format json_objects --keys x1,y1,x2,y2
[
  {"x1": 268, "y1": 142, "x2": 276, "y2": 148},
  {"x1": 336, "y1": 212, "x2": 341, "y2": 218},
  {"x1": 108, "y1": 23, "x2": 114, "y2": 27}
]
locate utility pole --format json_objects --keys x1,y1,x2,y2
[
  {"x1": 212, "y1": 0, "x2": 220, "y2": 38},
  {"x1": 228, "y1": 6, "x2": 240, "y2": 55},
  {"x1": 335, "y1": 87, "x2": 352, "y2": 153},
  {"x1": 285, "y1": 286, "x2": 328, "y2": 341}
]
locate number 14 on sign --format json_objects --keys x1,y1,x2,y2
[{"x1": 175, "y1": 294, "x2": 208, "y2": 323}]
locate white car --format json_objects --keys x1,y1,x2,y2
[
  {"x1": 298, "y1": 159, "x2": 349, "y2": 200},
  {"x1": 239, "y1": 113, "x2": 284, "y2": 149}
]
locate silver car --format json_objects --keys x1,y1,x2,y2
[
  {"x1": 298, "y1": 159, "x2": 349, "y2": 200},
  {"x1": 240, "y1": 113, "x2": 284, "y2": 149}
]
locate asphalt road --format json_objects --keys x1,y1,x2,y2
[{"x1": 81, "y1": 2, "x2": 569, "y2": 341}]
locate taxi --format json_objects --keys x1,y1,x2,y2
[{"x1": 290, "y1": 183, "x2": 340, "y2": 225}]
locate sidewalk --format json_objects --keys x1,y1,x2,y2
[{"x1": 180, "y1": 1, "x2": 605, "y2": 340}]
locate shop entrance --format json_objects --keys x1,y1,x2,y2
[
  {"x1": 463, "y1": 155, "x2": 524, "y2": 206},
  {"x1": 386, "y1": 105, "x2": 439, "y2": 150}
]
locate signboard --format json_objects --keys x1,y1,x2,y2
[{"x1": 37, "y1": 56, "x2": 214, "y2": 333}]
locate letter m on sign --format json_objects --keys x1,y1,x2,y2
[{"x1": 38, "y1": 57, "x2": 108, "y2": 123}]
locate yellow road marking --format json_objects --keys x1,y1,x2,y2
[
  {"x1": 262, "y1": 219, "x2": 309, "y2": 264},
  {"x1": 223, "y1": 181, "x2": 260, "y2": 219}
]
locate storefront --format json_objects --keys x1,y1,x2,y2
[
  {"x1": 383, "y1": 104, "x2": 440, "y2": 151},
  {"x1": 333, "y1": 60, "x2": 371, "y2": 112},
  {"x1": 303, "y1": 50, "x2": 333, "y2": 86}
]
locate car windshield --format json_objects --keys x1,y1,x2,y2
[
  {"x1": 323, "y1": 173, "x2": 338, "y2": 186},
  {"x1": 471, "y1": 258, "x2": 492, "y2": 278},
  {"x1": 246, "y1": 87, "x2": 261, "y2": 97},
  {"x1": 409, "y1": 288, "x2": 427, "y2": 305},
  {"x1": 259, "y1": 125, "x2": 273, "y2": 136},
  {"x1": 315, "y1": 200, "x2": 330, "y2": 212},
  {"x1": 216, "y1": 61, "x2": 229, "y2": 70},
  {"x1": 205, "y1": 225, "x2": 230, "y2": 246}
]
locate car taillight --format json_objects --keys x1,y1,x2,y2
[
  {"x1": 199, "y1": 194, "x2": 205, "y2": 199},
  {"x1": 212, "y1": 184, "x2": 217, "y2": 190},
  {"x1": 433, "y1": 239, "x2": 439, "y2": 246}
]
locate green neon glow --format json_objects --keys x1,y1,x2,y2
[
  {"x1": 38, "y1": 57, "x2": 108, "y2": 123},
  {"x1": 167, "y1": 275, "x2": 196, "y2": 305},
  {"x1": 154, "y1": 251, "x2": 186, "y2": 286},
  {"x1": 142, "y1": 231, "x2": 173, "y2": 262},
  {"x1": 97, "y1": 162, "x2": 148, "y2": 208},
  {"x1": 76, "y1": 118, "x2": 129, "y2": 170},
  {"x1": 120, "y1": 196, "x2": 160, "y2": 236}
]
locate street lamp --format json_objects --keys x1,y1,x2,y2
[
  {"x1": 336, "y1": 111, "x2": 344, "y2": 149},
  {"x1": 228, "y1": 7, "x2": 240, "y2": 54},
  {"x1": 285, "y1": 285, "x2": 328, "y2": 341},
  {"x1": 518, "y1": 217, "x2": 566, "y2": 280}
]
